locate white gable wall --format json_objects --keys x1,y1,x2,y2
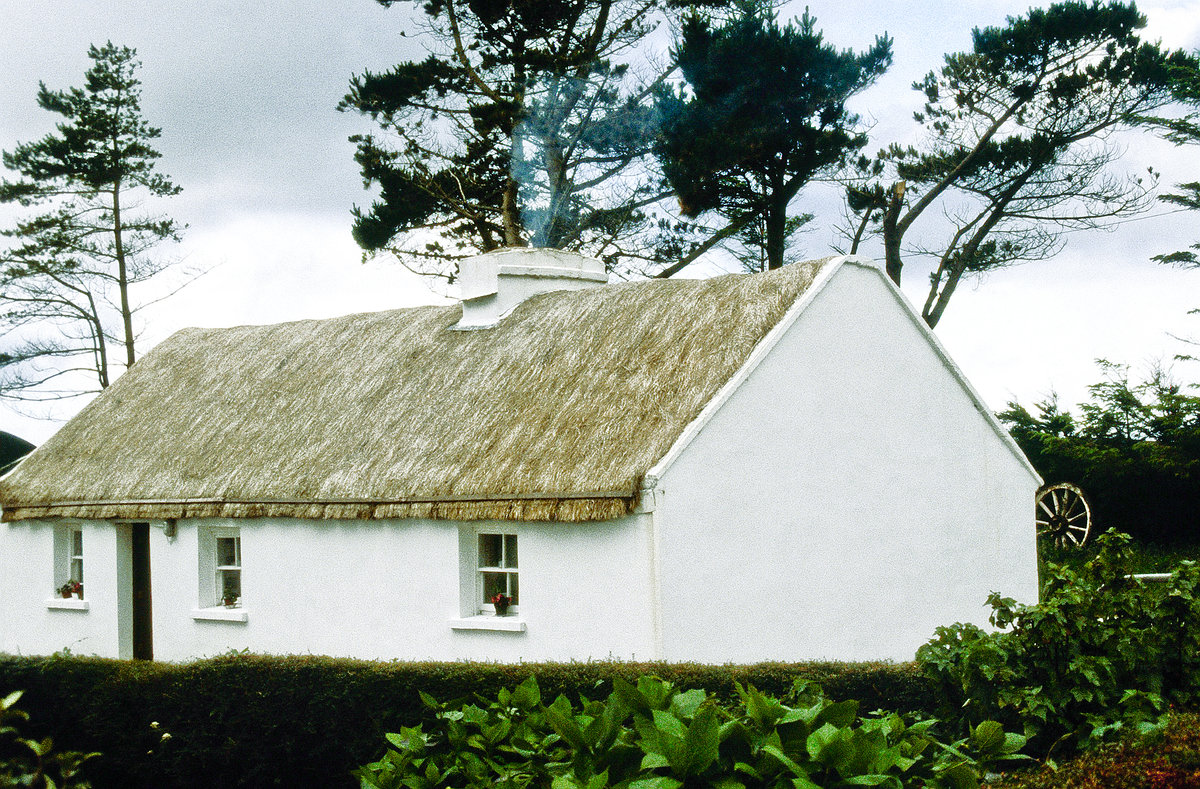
[
  {"x1": 653, "y1": 260, "x2": 1040, "y2": 662},
  {"x1": 1, "y1": 513, "x2": 657, "y2": 662}
]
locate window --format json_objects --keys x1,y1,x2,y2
[
  {"x1": 69, "y1": 527, "x2": 84, "y2": 584},
  {"x1": 52, "y1": 524, "x2": 85, "y2": 595},
  {"x1": 450, "y1": 528, "x2": 526, "y2": 631},
  {"x1": 477, "y1": 533, "x2": 518, "y2": 613},
  {"x1": 216, "y1": 534, "x2": 241, "y2": 606},
  {"x1": 199, "y1": 526, "x2": 242, "y2": 608}
]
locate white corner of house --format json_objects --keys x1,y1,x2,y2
[
  {"x1": 860, "y1": 258, "x2": 1043, "y2": 485},
  {"x1": 836, "y1": 254, "x2": 883, "y2": 270},
  {"x1": 645, "y1": 256, "x2": 848, "y2": 484},
  {"x1": 636, "y1": 480, "x2": 660, "y2": 512}
]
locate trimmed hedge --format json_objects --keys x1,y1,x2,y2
[{"x1": 0, "y1": 653, "x2": 929, "y2": 788}]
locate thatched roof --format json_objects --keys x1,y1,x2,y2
[{"x1": 0, "y1": 258, "x2": 832, "y2": 522}]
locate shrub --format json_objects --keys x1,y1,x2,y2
[
  {"x1": 985, "y1": 712, "x2": 1200, "y2": 788},
  {"x1": 0, "y1": 655, "x2": 927, "y2": 788},
  {"x1": 918, "y1": 531, "x2": 1200, "y2": 757},
  {"x1": 357, "y1": 675, "x2": 1027, "y2": 789},
  {"x1": 0, "y1": 689, "x2": 97, "y2": 788}
]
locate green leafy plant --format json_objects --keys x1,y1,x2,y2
[
  {"x1": 1, "y1": 690, "x2": 97, "y2": 788},
  {"x1": 356, "y1": 675, "x2": 1026, "y2": 789},
  {"x1": 918, "y1": 531, "x2": 1200, "y2": 758}
]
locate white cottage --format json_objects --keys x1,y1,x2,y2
[{"x1": 0, "y1": 251, "x2": 1040, "y2": 663}]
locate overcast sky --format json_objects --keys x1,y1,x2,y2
[{"x1": 1, "y1": 0, "x2": 1199, "y2": 444}]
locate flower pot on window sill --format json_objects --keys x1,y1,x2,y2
[
  {"x1": 74, "y1": 588, "x2": 83, "y2": 599},
  {"x1": 60, "y1": 590, "x2": 72, "y2": 599},
  {"x1": 494, "y1": 603, "x2": 510, "y2": 617}
]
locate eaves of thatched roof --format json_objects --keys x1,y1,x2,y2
[{"x1": 0, "y1": 257, "x2": 834, "y2": 522}]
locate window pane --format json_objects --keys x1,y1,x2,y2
[
  {"x1": 504, "y1": 534, "x2": 518, "y2": 568},
  {"x1": 478, "y1": 534, "x2": 502, "y2": 568},
  {"x1": 72, "y1": 530, "x2": 83, "y2": 556},
  {"x1": 217, "y1": 537, "x2": 240, "y2": 567},
  {"x1": 508, "y1": 573, "x2": 518, "y2": 604},
  {"x1": 70, "y1": 557, "x2": 83, "y2": 584},
  {"x1": 481, "y1": 571, "x2": 506, "y2": 603},
  {"x1": 221, "y1": 569, "x2": 241, "y2": 601}
]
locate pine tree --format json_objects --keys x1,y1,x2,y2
[
  {"x1": 654, "y1": 4, "x2": 891, "y2": 271},
  {"x1": 340, "y1": 0, "x2": 719, "y2": 280},
  {"x1": 849, "y1": 1, "x2": 1194, "y2": 328},
  {"x1": 0, "y1": 42, "x2": 182, "y2": 400}
]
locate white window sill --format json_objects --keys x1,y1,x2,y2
[
  {"x1": 191, "y1": 607, "x2": 249, "y2": 623},
  {"x1": 45, "y1": 598, "x2": 89, "y2": 611},
  {"x1": 449, "y1": 616, "x2": 526, "y2": 632}
]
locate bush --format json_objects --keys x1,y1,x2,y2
[
  {"x1": 985, "y1": 713, "x2": 1200, "y2": 788},
  {"x1": 1, "y1": 689, "x2": 96, "y2": 788},
  {"x1": 998, "y1": 364, "x2": 1200, "y2": 547},
  {"x1": 918, "y1": 531, "x2": 1200, "y2": 757},
  {"x1": 357, "y1": 675, "x2": 1027, "y2": 789},
  {"x1": 0, "y1": 655, "x2": 928, "y2": 788}
]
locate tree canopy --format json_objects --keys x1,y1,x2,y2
[
  {"x1": 655, "y1": 4, "x2": 891, "y2": 272},
  {"x1": 999, "y1": 360, "x2": 1200, "y2": 545},
  {"x1": 1152, "y1": 54, "x2": 1200, "y2": 267},
  {"x1": 847, "y1": 0, "x2": 1195, "y2": 328},
  {"x1": 341, "y1": 0, "x2": 727, "y2": 280},
  {"x1": 0, "y1": 42, "x2": 182, "y2": 401}
]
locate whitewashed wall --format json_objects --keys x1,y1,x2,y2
[
  {"x1": 0, "y1": 520, "x2": 130, "y2": 657},
  {"x1": 654, "y1": 260, "x2": 1041, "y2": 663},
  {"x1": 0, "y1": 514, "x2": 656, "y2": 662}
]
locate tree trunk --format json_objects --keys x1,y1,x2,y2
[
  {"x1": 112, "y1": 183, "x2": 136, "y2": 369},
  {"x1": 849, "y1": 209, "x2": 872, "y2": 255},
  {"x1": 881, "y1": 182, "x2": 905, "y2": 285},
  {"x1": 921, "y1": 263, "x2": 964, "y2": 328},
  {"x1": 501, "y1": 175, "x2": 525, "y2": 247},
  {"x1": 87, "y1": 290, "x2": 110, "y2": 388},
  {"x1": 765, "y1": 194, "x2": 788, "y2": 270}
]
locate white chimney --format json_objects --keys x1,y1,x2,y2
[{"x1": 454, "y1": 248, "x2": 608, "y2": 329}]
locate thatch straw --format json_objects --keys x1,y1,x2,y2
[{"x1": 0, "y1": 258, "x2": 832, "y2": 522}]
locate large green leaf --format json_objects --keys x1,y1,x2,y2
[
  {"x1": 670, "y1": 689, "x2": 708, "y2": 720},
  {"x1": 970, "y1": 721, "x2": 1005, "y2": 753},
  {"x1": 682, "y1": 705, "x2": 721, "y2": 774},
  {"x1": 511, "y1": 676, "x2": 542, "y2": 710},
  {"x1": 627, "y1": 777, "x2": 684, "y2": 789}
]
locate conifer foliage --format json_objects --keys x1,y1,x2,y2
[
  {"x1": 0, "y1": 42, "x2": 182, "y2": 401},
  {"x1": 655, "y1": 4, "x2": 891, "y2": 272},
  {"x1": 341, "y1": 0, "x2": 723, "y2": 280},
  {"x1": 1153, "y1": 55, "x2": 1200, "y2": 267},
  {"x1": 848, "y1": 1, "x2": 1195, "y2": 328}
]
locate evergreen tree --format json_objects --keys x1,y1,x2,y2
[
  {"x1": 848, "y1": 1, "x2": 1194, "y2": 328},
  {"x1": 1152, "y1": 55, "x2": 1200, "y2": 267},
  {"x1": 0, "y1": 42, "x2": 182, "y2": 401},
  {"x1": 340, "y1": 0, "x2": 721, "y2": 280},
  {"x1": 655, "y1": 4, "x2": 891, "y2": 272}
]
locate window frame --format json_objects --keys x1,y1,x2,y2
[
  {"x1": 68, "y1": 526, "x2": 84, "y2": 585},
  {"x1": 52, "y1": 523, "x2": 86, "y2": 598},
  {"x1": 199, "y1": 525, "x2": 243, "y2": 609},
  {"x1": 475, "y1": 530, "x2": 519, "y2": 615}
]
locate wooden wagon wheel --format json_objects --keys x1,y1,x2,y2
[{"x1": 1036, "y1": 482, "x2": 1092, "y2": 548}]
